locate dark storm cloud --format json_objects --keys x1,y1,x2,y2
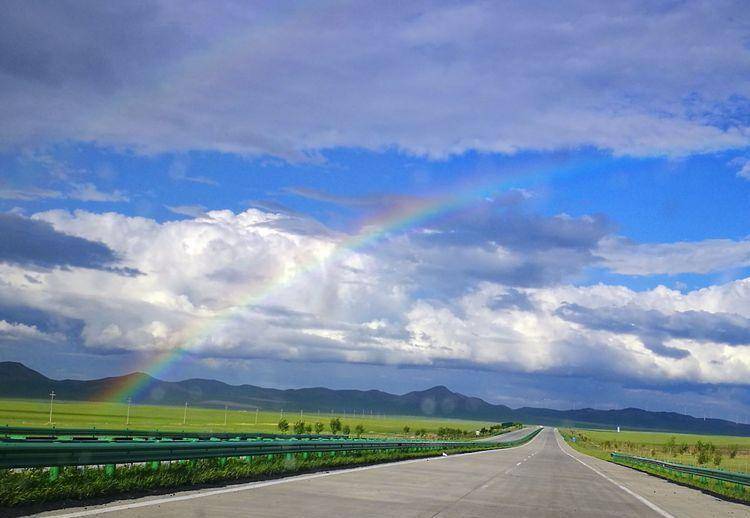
[
  {"x1": 0, "y1": 1, "x2": 188, "y2": 91},
  {"x1": 415, "y1": 206, "x2": 613, "y2": 252},
  {"x1": 1, "y1": 1, "x2": 747, "y2": 156},
  {"x1": 383, "y1": 203, "x2": 614, "y2": 290},
  {"x1": 0, "y1": 213, "x2": 138, "y2": 273},
  {"x1": 556, "y1": 303, "x2": 750, "y2": 357},
  {"x1": 486, "y1": 289, "x2": 535, "y2": 312}
]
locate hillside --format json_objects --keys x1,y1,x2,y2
[{"x1": 1, "y1": 361, "x2": 748, "y2": 436}]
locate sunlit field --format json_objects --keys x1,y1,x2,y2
[
  {"x1": 0, "y1": 398, "x2": 498, "y2": 437},
  {"x1": 561, "y1": 428, "x2": 750, "y2": 474}
]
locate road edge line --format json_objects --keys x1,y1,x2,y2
[{"x1": 554, "y1": 430, "x2": 675, "y2": 518}]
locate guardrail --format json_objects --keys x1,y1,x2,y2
[
  {"x1": 611, "y1": 452, "x2": 750, "y2": 487},
  {"x1": 0, "y1": 425, "x2": 325, "y2": 441},
  {"x1": 0, "y1": 427, "x2": 541, "y2": 471}
]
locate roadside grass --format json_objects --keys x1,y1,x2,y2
[
  {"x1": 559, "y1": 429, "x2": 750, "y2": 504},
  {"x1": 0, "y1": 398, "x2": 497, "y2": 439},
  {"x1": 0, "y1": 444, "x2": 500, "y2": 509},
  {"x1": 560, "y1": 428, "x2": 750, "y2": 473}
]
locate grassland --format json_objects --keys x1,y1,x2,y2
[
  {"x1": 560, "y1": 428, "x2": 750, "y2": 473},
  {"x1": 0, "y1": 397, "x2": 497, "y2": 438},
  {"x1": 560, "y1": 428, "x2": 750, "y2": 503}
]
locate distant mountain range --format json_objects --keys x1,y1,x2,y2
[{"x1": 2, "y1": 361, "x2": 748, "y2": 436}]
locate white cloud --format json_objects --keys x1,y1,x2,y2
[
  {"x1": 0, "y1": 187, "x2": 63, "y2": 201},
  {"x1": 733, "y1": 158, "x2": 750, "y2": 180},
  {"x1": 0, "y1": 184, "x2": 128, "y2": 202},
  {"x1": 597, "y1": 235, "x2": 750, "y2": 275},
  {"x1": 0, "y1": 319, "x2": 61, "y2": 342},
  {"x1": 165, "y1": 205, "x2": 207, "y2": 218},
  {"x1": 0, "y1": 2, "x2": 748, "y2": 158},
  {"x1": 68, "y1": 183, "x2": 129, "y2": 202},
  {"x1": 2, "y1": 206, "x2": 750, "y2": 389}
]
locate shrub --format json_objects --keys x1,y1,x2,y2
[
  {"x1": 329, "y1": 417, "x2": 342, "y2": 435},
  {"x1": 277, "y1": 418, "x2": 289, "y2": 433},
  {"x1": 664, "y1": 436, "x2": 676, "y2": 454},
  {"x1": 342, "y1": 424, "x2": 351, "y2": 436},
  {"x1": 293, "y1": 421, "x2": 306, "y2": 435},
  {"x1": 314, "y1": 422, "x2": 324, "y2": 434},
  {"x1": 403, "y1": 426, "x2": 410, "y2": 434},
  {"x1": 729, "y1": 444, "x2": 739, "y2": 459},
  {"x1": 694, "y1": 441, "x2": 715, "y2": 465},
  {"x1": 355, "y1": 424, "x2": 365, "y2": 437}
]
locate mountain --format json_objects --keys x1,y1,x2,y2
[{"x1": 1, "y1": 361, "x2": 748, "y2": 436}]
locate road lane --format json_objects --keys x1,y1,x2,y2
[
  {"x1": 37, "y1": 428, "x2": 748, "y2": 518},
  {"x1": 476, "y1": 425, "x2": 538, "y2": 443}
]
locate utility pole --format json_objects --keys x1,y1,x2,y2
[
  {"x1": 126, "y1": 397, "x2": 132, "y2": 426},
  {"x1": 183, "y1": 402, "x2": 188, "y2": 426},
  {"x1": 224, "y1": 404, "x2": 228, "y2": 426},
  {"x1": 255, "y1": 408, "x2": 259, "y2": 425},
  {"x1": 48, "y1": 391, "x2": 56, "y2": 424}
]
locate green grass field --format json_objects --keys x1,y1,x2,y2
[
  {"x1": 0, "y1": 398, "x2": 498, "y2": 438},
  {"x1": 561, "y1": 428, "x2": 750, "y2": 474}
]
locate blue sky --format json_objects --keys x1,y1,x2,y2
[{"x1": 2, "y1": 1, "x2": 750, "y2": 420}]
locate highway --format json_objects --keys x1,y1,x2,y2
[
  {"x1": 476, "y1": 425, "x2": 536, "y2": 442},
  {"x1": 37, "y1": 428, "x2": 748, "y2": 518}
]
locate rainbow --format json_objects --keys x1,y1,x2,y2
[{"x1": 99, "y1": 162, "x2": 579, "y2": 402}]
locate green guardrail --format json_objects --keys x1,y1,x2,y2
[
  {"x1": 611, "y1": 452, "x2": 750, "y2": 487},
  {"x1": 0, "y1": 425, "x2": 327, "y2": 441},
  {"x1": 0, "y1": 427, "x2": 542, "y2": 471}
]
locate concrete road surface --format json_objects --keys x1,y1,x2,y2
[
  {"x1": 476, "y1": 425, "x2": 538, "y2": 442},
  {"x1": 36, "y1": 428, "x2": 748, "y2": 518}
]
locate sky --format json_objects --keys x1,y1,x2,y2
[{"x1": 1, "y1": 1, "x2": 750, "y2": 420}]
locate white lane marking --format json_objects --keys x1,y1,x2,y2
[
  {"x1": 516, "y1": 462, "x2": 522, "y2": 466},
  {"x1": 554, "y1": 431, "x2": 675, "y2": 518},
  {"x1": 43, "y1": 430, "x2": 544, "y2": 518}
]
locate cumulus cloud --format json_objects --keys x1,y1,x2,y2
[
  {"x1": 2, "y1": 205, "x2": 750, "y2": 389},
  {"x1": 0, "y1": 319, "x2": 61, "y2": 342},
  {"x1": 0, "y1": 1, "x2": 748, "y2": 158}
]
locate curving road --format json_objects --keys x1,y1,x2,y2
[{"x1": 37, "y1": 428, "x2": 748, "y2": 518}]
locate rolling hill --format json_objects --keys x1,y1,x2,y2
[{"x1": 1, "y1": 361, "x2": 748, "y2": 436}]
